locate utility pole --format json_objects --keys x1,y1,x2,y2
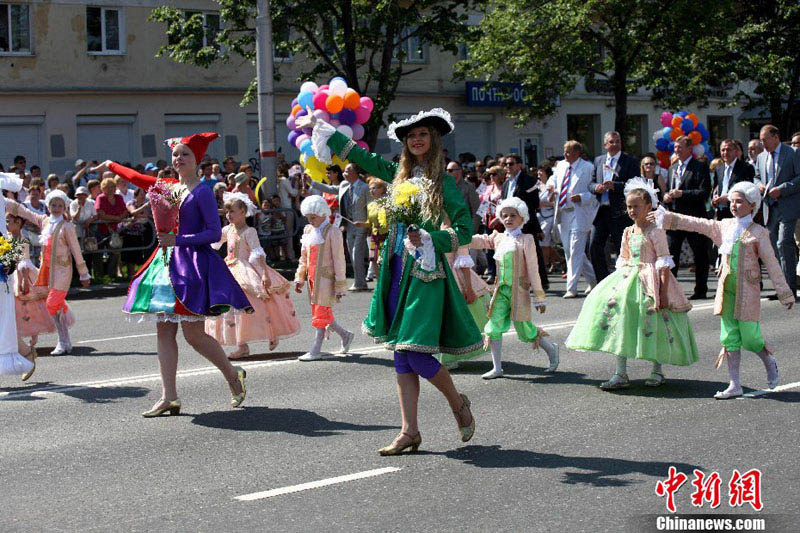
[{"x1": 255, "y1": 0, "x2": 277, "y2": 196}]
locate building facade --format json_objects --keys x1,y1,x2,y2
[{"x1": 1, "y1": 1, "x2": 752, "y2": 175}]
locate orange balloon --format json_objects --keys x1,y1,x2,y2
[
  {"x1": 687, "y1": 113, "x2": 699, "y2": 128},
  {"x1": 688, "y1": 131, "x2": 702, "y2": 145},
  {"x1": 671, "y1": 116, "x2": 683, "y2": 128},
  {"x1": 326, "y1": 94, "x2": 344, "y2": 114},
  {"x1": 343, "y1": 88, "x2": 361, "y2": 110},
  {"x1": 670, "y1": 127, "x2": 682, "y2": 140},
  {"x1": 657, "y1": 151, "x2": 671, "y2": 169},
  {"x1": 291, "y1": 104, "x2": 302, "y2": 117}
]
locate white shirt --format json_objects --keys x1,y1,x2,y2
[
  {"x1": 118, "y1": 188, "x2": 135, "y2": 205},
  {"x1": 506, "y1": 171, "x2": 521, "y2": 197},
  {"x1": 720, "y1": 158, "x2": 737, "y2": 199},
  {"x1": 0, "y1": 173, "x2": 24, "y2": 235},
  {"x1": 601, "y1": 151, "x2": 620, "y2": 204}
]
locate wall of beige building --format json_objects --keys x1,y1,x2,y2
[{"x1": 0, "y1": 1, "x2": 749, "y2": 174}]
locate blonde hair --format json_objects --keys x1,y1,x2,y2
[
  {"x1": 100, "y1": 177, "x2": 116, "y2": 191},
  {"x1": 394, "y1": 126, "x2": 445, "y2": 223},
  {"x1": 368, "y1": 176, "x2": 388, "y2": 188},
  {"x1": 486, "y1": 165, "x2": 506, "y2": 180},
  {"x1": 625, "y1": 187, "x2": 652, "y2": 206},
  {"x1": 709, "y1": 157, "x2": 723, "y2": 172},
  {"x1": 640, "y1": 156, "x2": 656, "y2": 176}
]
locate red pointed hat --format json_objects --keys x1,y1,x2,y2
[{"x1": 164, "y1": 132, "x2": 219, "y2": 163}]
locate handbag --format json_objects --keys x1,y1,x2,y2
[
  {"x1": 83, "y1": 236, "x2": 98, "y2": 252},
  {"x1": 108, "y1": 232, "x2": 123, "y2": 249}
]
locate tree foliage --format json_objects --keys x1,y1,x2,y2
[
  {"x1": 149, "y1": 0, "x2": 473, "y2": 149},
  {"x1": 458, "y1": 0, "x2": 726, "y2": 141}
]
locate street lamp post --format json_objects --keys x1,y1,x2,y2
[{"x1": 255, "y1": 0, "x2": 277, "y2": 197}]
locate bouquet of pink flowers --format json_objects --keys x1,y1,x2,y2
[{"x1": 146, "y1": 179, "x2": 181, "y2": 258}]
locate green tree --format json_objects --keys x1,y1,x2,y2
[
  {"x1": 149, "y1": 0, "x2": 473, "y2": 150},
  {"x1": 458, "y1": 0, "x2": 726, "y2": 143}
]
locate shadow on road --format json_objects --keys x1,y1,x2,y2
[
  {"x1": 0, "y1": 381, "x2": 150, "y2": 403},
  {"x1": 191, "y1": 406, "x2": 398, "y2": 437},
  {"x1": 325, "y1": 352, "x2": 395, "y2": 368},
  {"x1": 444, "y1": 445, "x2": 702, "y2": 487}
]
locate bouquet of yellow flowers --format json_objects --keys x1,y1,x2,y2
[
  {"x1": 377, "y1": 177, "x2": 431, "y2": 229},
  {"x1": 0, "y1": 235, "x2": 24, "y2": 289}
]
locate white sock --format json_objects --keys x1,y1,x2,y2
[
  {"x1": 539, "y1": 336, "x2": 557, "y2": 363},
  {"x1": 490, "y1": 339, "x2": 503, "y2": 372},
  {"x1": 615, "y1": 356, "x2": 627, "y2": 376},
  {"x1": 56, "y1": 311, "x2": 71, "y2": 347},
  {"x1": 724, "y1": 350, "x2": 742, "y2": 392},
  {"x1": 328, "y1": 320, "x2": 351, "y2": 339},
  {"x1": 309, "y1": 327, "x2": 325, "y2": 355},
  {"x1": 755, "y1": 349, "x2": 778, "y2": 384}
]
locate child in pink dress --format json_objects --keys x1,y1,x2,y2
[
  {"x1": 206, "y1": 195, "x2": 300, "y2": 358},
  {"x1": 294, "y1": 195, "x2": 354, "y2": 360}
]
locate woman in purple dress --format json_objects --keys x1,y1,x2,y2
[{"x1": 92, "y1": 132, "x2": 252, "y2": 417}]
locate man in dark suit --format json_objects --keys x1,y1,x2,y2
[
  {"x1": 754, "y1": 124, "x2": 800, "y2": 296},
  {"x1": 590, "y1": 131, "x2": 638, "y2": 281},
  {"x1": 711, "y1": 139, "x2": 754, "y2": 220},
  {"x1": 502, "y1": 154, "x2": 548, "y2": 290},
  {"x1": 664, "y1": 135, "x2": 712, "y2": 299}
]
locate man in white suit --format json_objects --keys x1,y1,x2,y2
[{"x1": 554, "y1": 140, "x2": 598, "y2": 298}]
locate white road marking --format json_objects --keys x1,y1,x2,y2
[
  {"x1": 0, "y1": 298, "x2": 762, "y2": 401},
  {"x1": 234, "y1": 467, "x2": 401, "y2": 501},
  {"x1": 739, "y1": 380, "x2": 800, "y2": 398},
  {"x1": 76, "y1": 333, "x2": 157, "y2": 344}
]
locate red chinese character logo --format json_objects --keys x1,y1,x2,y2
[
  {"x1": 655, "y1": 466, "x2": 688, "y2": 513},
  {"x1": 729, "y1": 469, "x2": 763, "y2": 511},
  {"x1": 690, "y1": 469, "x2": 721, "y2": 509}
]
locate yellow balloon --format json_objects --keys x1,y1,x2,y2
[{"x1": 303, "y1": 154, "x2": 329, "y2": 183}]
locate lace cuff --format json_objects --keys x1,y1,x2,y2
[
  {"x1": 453, "y1": 254, "x2": 474, "y2": 269},
  {"x1": 311, "y1": 121, "x2": 337, "y2": 164},
  {"x1": 211, "y1": 241, "x2": 223, "y2": 251},
  {"x1": 615, "y1": 256, "x2": 628, "y2": 269},
  {"x1": 249, "y1": 247, "x2": 266, "y2": 264},
  {"x1": 653, "y1": 205, "x2": 668, "y2": 229},
  {"x1": 404, "y1": 229, "x2": 436, "y2": 271},
  {"x1": 654, "y1": 255, "x2": 675, "y2": 270},
  {"x1": 79, "y1": 272, "x2": 91, "y2": 282}
]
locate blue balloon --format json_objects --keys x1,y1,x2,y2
[
  {"x1": 338, "y1": 108, "x2": 356, "y2": 126},
  {"x1": 330, "y1": 76, "x2": 346, "y2": 84},
  {"x1": 677, "y1": 111, "x2": 689, "y2": 118},
  {"x1": 298, "y1": 91, "x2": 314, "y2": 111},
  {"x1": 680, "y1": 118, "x2": 693, "y2": 134},
  {"x1": 300, "y1": 138, "x2": 313, "y2": 154},
  {"x1": 655, "y1": 138, "x2": 670, "y2": 151},
  {"x1": 702, "y1": 141, "x2": 710, "y2": 155},
  {"x1": 668, "y1": 141, "x2": 675, "y2": 153},
  {"x1": 662, "y1": 126, "x2": 672, "y2": 140},
  {"x1": 697, "y1": 124, "x2": 709, "y2": 142}
]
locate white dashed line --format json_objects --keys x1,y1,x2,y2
[{"x1": 234, "y1": 467, "x2": 401, "y2": 501}]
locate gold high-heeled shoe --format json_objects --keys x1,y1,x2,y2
[
  {"x1": 230, "y1": 367, "x2": 247, "y2": 408},
  {"x1": 378, "y1": 432, "x2": 422, "y2": 456},
  {"x1": 21, "y1": 346, "x2": 37, "y2": 382},
  {"x1": 141, "y1": 398, "x2": 182, "y2": 417},
  {"x1": 455, "y1": 393, "x2": 475, "y2": 442}
]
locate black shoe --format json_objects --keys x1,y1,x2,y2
[
  {"x1": 767, "y1": 294, "x2": 779, "y2": 301},
  {"x1": 688, "y1": 293, "x2": 707, "y2": 300}
]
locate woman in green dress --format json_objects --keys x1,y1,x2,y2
[{"x1": 299, "y1": 108, "x2": 481, "y2": 454}]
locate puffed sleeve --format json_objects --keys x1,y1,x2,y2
[
  {"x1": 428, "y1": 174, "x2": 472, "y2": 254},
  {"x1": 313, "y1": 124, "x2": 398, "y2": 182}
]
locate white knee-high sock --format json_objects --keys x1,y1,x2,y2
[
  {"x1": 328, "y1": 320, "x2": 351, "y2": 339},
  {"x1": 539, "y1": 336, "x2": 557, "y2": 364},
  {"x1": 309, "y1": 327, "x2": 325, "y2": 355},
  {"x1": 724, "y1": 350, "x2": 742, "y2": 392},
  {"x1": 615, "y1": 356, "x2": 627, "y2": 376},
  {"x1": 755, "y1": 349, "x2": 778, "y2": 384},
  {"x1": 490, "y1": 339, "x2": 503, "y2": 372},
  {"x1": 56, "y1": 311, "x2": 71, "y2": 347}
]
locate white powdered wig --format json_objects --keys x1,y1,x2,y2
[
  {"x1": 44, "y1": 189, "x2": 70, "y2": 209},
  {"x1": 496, "y1": 196, "x2": 530, "y2": 224},
  {"x1": 623, "y1": 177, "x2": 659, "y2": 207},
  {"x1": 728, "y1": 181, "x2": 762, "y2": 215},
  {"x1": 300, "y1": 194, "x2": 331, "y2": 218}
]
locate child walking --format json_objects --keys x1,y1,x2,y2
[
  {"x1": 470, "y1": 197, "x2": 558, "y2": 379},
  {"x1": 649, "y1": 181, "x2": 793, "y2": 398},
  {"x1": 206, "y1": 194, "x2": 300, "y2": 358},
  {"x1": 294, "y1": 196, "x2": 354, "y2": 360},
  {"x1": 9, "y1": 190, "x2": 90, "y2": 356},
  {"x1": 566, "y1": 178, "x2": 698, "y2": 389}
]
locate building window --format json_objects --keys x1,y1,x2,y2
[
  {"x1": 0, "y1": 3, "x2": 31, "y2": 55},
  {"x1": 183, "y1": 11, "x2": 220, "y2": 49},
  {"x1": 87, "y1": 7, "x2": 124, "y2": 54},
  {"x1": 273, "y1": 25, "x2": 292, "y2": 62},
  {"x1": 567, "y1": 114, "x2": 601, "y2": 160},
  {"x1": 707, "y1": 116, "x2": 733, "y2": 158},
  {"x1": 396, "y1": 26, "x2": 427, "y2": 63},
  {"x1": 624, "y1": 115, "x2": 648, "y2": 158}
]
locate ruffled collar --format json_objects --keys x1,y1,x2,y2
[
  {"x1": 719, "y1": 214, "x2": 753, "y2": 255},
  {"x1": 302, "y1": 218, "x2": 330, "y2": 247},
  {"x1": 496, "y1": 226, "x2": 523, "y2": 256},
  {"x1": 41, "y1": 214, "x2": 64, "y2": 239}
]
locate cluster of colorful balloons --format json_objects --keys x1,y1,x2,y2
[
  {"x1": 652, "y1": 111, "x2": 711, "y2": 169},
  {"x1": 286, "y1": 77, "x2": 374, "y2": 182}
]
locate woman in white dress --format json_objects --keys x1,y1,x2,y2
[{"x1": 1, "y1": 172, "x2": 35, "y2": 379}]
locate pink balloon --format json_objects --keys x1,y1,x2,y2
[
  {"x1": 313, "y1": 109, "x2": 330, "y2": 122},
  {"x1": 329, "y1": 119, "x2": 341, "y2": 127},
  {"x1": 356, "y1": 141, "x2": 369, "y2": 150},
  {"x1": 351, "y1": 123, "x2": 364, "y2": 140},
  {"x1": 354, "y1": 105, "x2": 371, "y2": 125},
  {"x1": 295, "y1": 133, "x2": 310, "y2": 149},
  {"x1": 286, "y1": 116, "x2": 296, "y2": 130},
  {"x1": 660, "y1": 112, "x2": 673, "y2": 128},
  {"x1": 319, "y1": 84, "x2": 329, "y2": 91},
  {"x1": 312, "y1": 91, "x2": 329, "y2": 112},
  {"x1": 360, "y1": 96, "x2": 374, "y2": 112}
]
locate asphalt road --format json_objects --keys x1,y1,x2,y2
[{"x1": 2, "y1": 272, "x2": 798, "y2": 532}]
